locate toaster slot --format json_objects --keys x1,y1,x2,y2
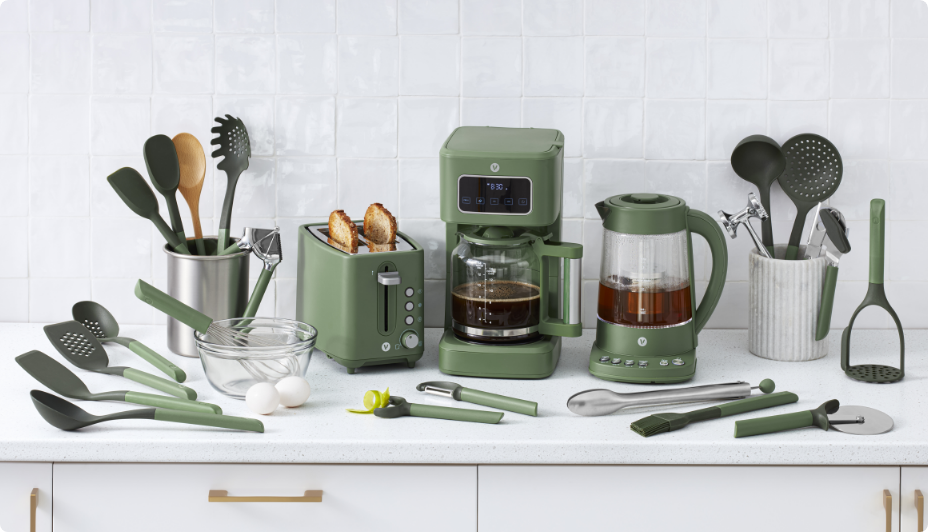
[{"x1": 376, "y1": 263, "x2": 399, "y2": 336}]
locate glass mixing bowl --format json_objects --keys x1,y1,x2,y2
[{"x1": 195, "y1": 318, "x2": 317, "y2": 399}]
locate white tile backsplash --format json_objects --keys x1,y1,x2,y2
[{"x1": 3, "y1": 0, "x2": 925, "y2": 329}]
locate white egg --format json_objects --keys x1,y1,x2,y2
[
  {"x1": 275, "y1": 376, "x2": 311, "y2": 408},
  {"x1": 246, "y1": 382, "x2": 280, "y2": 415}
]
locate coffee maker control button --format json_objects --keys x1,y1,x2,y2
[
  {"x1": 638, "y1": 361, "x2": 648, "y2": 367},
  {"x1": 405, "y1": 301, "x2": 414, "y2": 311},
  {"x1": 659, "y1": 360, "x2": 669, "y2": 366},
  {"x1": 402, "y1": 331, "x2": 419, "y2": 349},
  {"x1": 599, "y1": 356, "x2": 610, "y2": 363},
  {"x1": 625, "y1": 360, "x2": 635, "y2": 367},
  {"x1": 611, "y1": 358, "x2": 622, "y2": 365},
  {"x1": 405, "y1": 287, "x2": 414, "y2": 297},
  {"x1": 672, "y1": 358, "x2": 685, "y2": 366},
  {"x1": 405, "y1": 315, "x2": 414, "y2": 325}
]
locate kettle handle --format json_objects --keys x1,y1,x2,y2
[
  {"x1": 687, "y1": 209, "x2": 729, "y2": 333},
  {"x1": 532, "y1": 239, "x2": 583, "y2": 338}
]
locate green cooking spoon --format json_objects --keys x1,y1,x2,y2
[
  {"x1": 107, "y1": 167, "x2": 190, "y2": 255},
  {"x1": 374, "y1": 396, "x2": 504, "y2": 424},
  {"x1": 72, "y1": 301, "x2": 186, "y2": 382},
  {"x1": 144, "y1": 134, "x2": 187, "y2": 246},
  {"x1": 44, "y1": 321, "x2": 198, "y2": 400},
  {"x1": 31, "y1": 390, "x2": 263, "y2": 432},
  {"x1": 17, "y1": 351, "x2": 219, "y2": 414},
  {"x1": 211, "y1": 115, "x2": 251, "y2": 251}
]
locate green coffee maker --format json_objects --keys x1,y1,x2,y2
[
  {"x1": 590, "y1": 194, "x2": 728, "y2": 383},
  {"x1": 439, "y1": 127, "x2": 582, "y2": 379}
]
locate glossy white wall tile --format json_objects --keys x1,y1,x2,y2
[{"x1": 1, "y1": 0, "x2": 926, "y2": 329}]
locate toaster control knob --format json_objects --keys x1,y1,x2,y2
[{"x1": 401, "y1": 331, "x2": 419, "y2": 349}]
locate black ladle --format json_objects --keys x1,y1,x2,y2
[{"x1": 730, "y1": 135, "x2": 786, "y2": 256}]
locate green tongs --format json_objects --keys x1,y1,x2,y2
[
  {"x1": 417, "y1": 381, "x2": 537, "y2": 416},
  {"x1": 374, "y1": 396, "x2": 503, "y2": 424}
]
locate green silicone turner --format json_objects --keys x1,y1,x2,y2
[
  {"x1": 31, "y1": 390, "x2": 262, "y2": 432},
  {"x1": 107, "y1": 167, "x2": 190, "y2": 255},
  {"x1": 144, "y1": 134, "x2": 187, "y2": 245},
  {"x1": 43, "y1": 321, "x2": 198, "y2": 400},
  {"x1": 374, "y1": 396, "x2": 503, "y2": 424},
  {"x1": 72, "y1": 301, "x2": 186, "y2": 382},
  {"x1": 17, "y1": 351, "x2": 219, "y2": 414}
]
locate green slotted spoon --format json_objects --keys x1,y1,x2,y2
[
  {"x1": 211, "y1": 114, "x2": 251, "y2": 251},
  {"x1": 779, "y1": 134, "x2": 843, "y2": 260},
  {"x1": 17, "y1": 351, "x2": 219, "y2": 414},
  {"x1": 31, "y1": 390, "x2": 263, "y2": 433},
  {"x1": 43, "y1": 321, "x2": 198, "y2": 400}
]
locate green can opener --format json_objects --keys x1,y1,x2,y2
[
  {"x1": 374, "y1": 396, "x2": 503, "y2": 424},
  {"x1": 734, "y1": 399, "x2": 894, "y2": 438},
  {"x1": 417, "y1": 381, "x2": 538, "y2": 416}
]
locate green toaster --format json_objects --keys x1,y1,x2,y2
[{"x1": 296, "y1": 222, "x2": 425, "y2": 373}]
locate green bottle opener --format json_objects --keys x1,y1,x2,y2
[
  {"x1": 374, "y1": 396, "x2": 503, "y2": 424},
  {"x1": 841, "y1": 199, "x2": 905, "y2": 383},
  {"x1": 417, "y1": 381, "x2": 537, "y2": 416}
]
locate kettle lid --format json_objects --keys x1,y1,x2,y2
[{"x1": 598, "y1": 194, "x2": 688, "y2": 235}]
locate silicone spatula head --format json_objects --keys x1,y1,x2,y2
[
  {"x1": 43, "y1": 321, "x2": 111, "y2": 372},
  {"x1": 17, "y1": 350, "x2": 95, "y2": 401},
  {"x1": 143, "y1": 134, "x2": 180, "y2": 195},
  {"x1": 71, "y1": 301, "x2": 120, "y2": 340},
  {"x1": 107, "y1": 167, "x2": 160, "y2": 219}
]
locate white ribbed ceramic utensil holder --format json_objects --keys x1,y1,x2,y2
[{"x1": 748, "y1": 245, "x2": 828, "y2": 361}]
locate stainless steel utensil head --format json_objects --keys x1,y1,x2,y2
[
  {"x1": 830, "y1": 405, "x2": 893, "y2": 435},
  {"x1": 417, "y1": 381, "x2": 463, "y2": 399},
  {"x1": 252, "y1": 227, "x2": 282, "y2": 269},
  {"x1": 567, "y1": 389, "x2": 623, "y2": 416},
  {"x1": 43, "y1": 321, "x2": 111, "y2": 371},
  {"x1": 718, "y1": 193, "x2": 772, "y2": 258}
]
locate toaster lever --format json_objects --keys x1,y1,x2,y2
[{"x1": 378, "y1": 272, "x2": 402, "y2": 285}]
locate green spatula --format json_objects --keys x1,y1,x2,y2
[
  {"x1": 144, "y1": 134, "x2": 187, "y2": 246},
  {"x1": 17, "y1": 351, "x2": 219, "y2": 414},
  {"x1": 107, "y1": 167, "x2": 190, "y2": 255}
]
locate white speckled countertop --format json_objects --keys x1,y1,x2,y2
[{"x1": 0, "y1": 323, "x2": 922, "y2": 465}]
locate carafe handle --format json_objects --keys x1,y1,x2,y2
[
  {"x1": 532, "y1": 239, "x2": 583, "y2": 338},
  {"x1": 687, "y1": 209, "x2": 729, "y2": 333}
]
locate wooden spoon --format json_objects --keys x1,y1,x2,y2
[{"x1": 172, "y1": 133, "x2": 207, "y2": 256}]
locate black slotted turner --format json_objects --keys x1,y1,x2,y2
[{"x1": 210, "y1": 114, "x2": 251, "y2": 251}]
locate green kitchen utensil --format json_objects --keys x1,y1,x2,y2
[
  {"x1": 219, "y1": 227, "x2": 277, "y2": 256},
  {"x1": 417, "y1": 381, "x2": 538, "y2": 416},
  {"x1": 841, "y1": 199, "x2": 905, "y2": 383},
  {"x1": 134, "y1": 280, "x2": 279, "y2": 347},
  {"x1": 43, "y1": 321, "x2": 198, "y2": 400},
  {"x1": 779, "y1": 134, "x2": 843, "y2": 260},
  {"x1": 568, "y1": 379, "x2": 776, "y2": 417},
  {"x1": 16, "y1": 351, "x2": 219, "y2": 414},
  {"x1": 174, "y1": 132, "x2": 208, "y2": 256},
  {"x1": 72, "y1": 301, "x2": 186, "y2": 382},
  {"x1": 734, "y1": 400, "x2": 893, "y2": 437},
  {"x1": 730, "y1": 135, "x2": 786, "y2": 255},
  {"x1": 144, "y1": 134, "x2": 186, "y2": 246},
  {"x1": 808, "y1": 206, "x2": 851, "y2": 341},
  {"x1": 107, "y1": 167, "x2": 190, "y2": 255},
  {"x1": 630, "y1": 391, "x2": 798, "y2": 437},
  {"x1": 211, "y1": 114, "x2": 251, "y2": 251},
  {"x1": 373, "y1": 396, "x2": 504, "y2": 424},
  {"x1": 242, "y1": 230, "x2": 281, "y2": 318},
  {"x1": 31, "y1": 390, "x2": 263, "y2": 432}
]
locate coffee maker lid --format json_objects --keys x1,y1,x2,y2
[
  {"x1": 441, "y1": 127, "x2": 563, "y2": 158},
  {"x1": 597, "y1": 194, "x2": 689, "y2": 235}
]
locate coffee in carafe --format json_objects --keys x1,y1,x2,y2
[{"x1": 452, "y1": 280, "x2": 540, "y2": 342}]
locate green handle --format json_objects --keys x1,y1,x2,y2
[
  {"x1": 460, "y1": 388, "x2": 538, "y2": 416},
  {"x1": 123, "y1": 367, "x2": 197, "y2": 400},
  {"x1": 218, "y1": 228, "x2": 231, "y2": 254},
  {"x1": 128, "y1": 340, "x2": 187, "y2": 382},
  {"x1": 815, "y1": 264, "x2": 839, "y2": 341},
  {"x1": 153, "y1": 409, "x2": 264, "y2": 432},
  {"x1": 124, "y1": 391, "x2": 221, "y2": 414},
  {"x1": 870, "y1": 199, "x2": 885, "y2": 284},
  {"x1": 717, "y1": 391, "x2": 799, "y2": 417},
  {"x1": 687, "y1": 209, "x2": 729, "y2": 333},
  {"x1": 531, "y1": 238, "x2": 583, "y2": 338},
  {"x1": 194, "y1": 238, "x2": 206, "y2": 256},
  {"x1": 408, "y1": 404, "x2": 504, "y2": 424},
  {"x1": 219, "y1": 242, "x2": 243, "y2": 256},
  {"x1": 152, "y1": 215, "x2": 190, "y2": 254},
  {"x1": 243, "y1": 269, "x2": 273, "y2": 318},
  {"x1": 734, "y1": 410, "x2": 814, "y2": 438},
  {"x1": 135, "y1": 280, "x2": 213, "y2": 334}
]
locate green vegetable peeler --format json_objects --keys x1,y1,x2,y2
[
  {"x1": 417, "y1": 381, "x2": 537, "y2": 416},
  {"x1": 374, "y1": 396, "x2": 503, "y2": 424}
]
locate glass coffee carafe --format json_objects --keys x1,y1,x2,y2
[{"x1": 598, "y1": 229, "x2": 693, "y2": 328}]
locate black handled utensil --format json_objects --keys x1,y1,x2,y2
[{"x1": 211, "y1": 114, "x2": 251, "y2": 251}]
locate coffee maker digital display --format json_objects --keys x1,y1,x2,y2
[{"x1": 457, "y1": 175, "x2": 532, "y2": 214}]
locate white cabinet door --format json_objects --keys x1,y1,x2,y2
[
  {"x1": 54, "y1": 463, "x2": 476, "y2": 532},
  {"x1": 479, "y1": 465, "x2": 899, "y2": 532},
  {"x1": 0, "y1": 462, "x2": 52, "y2": 532},
  {"x1": 901, "y1": 467, "x2": 928, "y2": 532}
]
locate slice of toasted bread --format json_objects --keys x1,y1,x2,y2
[
  {"x1": 363, "y1": 203, "x2": 397, "y2": 245},
  {"x1": 328, "y1": 237, "x2": 358, "y2": 254},
  {"x1": 367, "y1": 241, "x2": 397, "y2": 253},
  {"x1": 328, "y1": 210, "x2": 358, "y2": 250}
]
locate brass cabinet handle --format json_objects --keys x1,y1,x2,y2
[
  {"x1": 884, "y1": 489, "x2": 892, "y2": 532},
  {"x1": 30, "y1": 488, "x2": 37, "y2": 532},
  {"x1": 916, "y1": 489, "x2": 924, "y2": 532},
  {"x1": 208, "y1": 489, "x2": 323, "y2": 503}
]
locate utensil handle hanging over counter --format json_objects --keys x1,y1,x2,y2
[
  {"x1": 408, "y1": 404, "x2": 504, "y2": 424},
  {"x1": 125, "y1": 340, "x2": 187, "y2": 382},
  {"x1": 785, "y1": 204, "x2": 812, "y2": 261},
  {"x1": 123, "y1": 391, "x2": 221, "y2": 414},
  {"x1": 815, "y1": 264, "x2": 839, "y2": 341},
  {"x1": 122, "y1": 367, "x2": 197, "y2": 400},
  {"x1": 733, "y1": 410, "x2": 814, "y2": 438},
  {"x1": 153, "y1": 409, "x2": 264, "y2": 433},
  {"x1": 460, "y1": 388, "x2": 538, "y2": 416},
  {"x1": 870, "y1": 199, "x2": 885, "y2": 284},
  {"x1": 135, "y1": 280, "x2": 214, "y2": 334}
]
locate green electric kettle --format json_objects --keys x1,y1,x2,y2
[{"x1": 589, "y1": 194, "x2": 728, "y2": 383}]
